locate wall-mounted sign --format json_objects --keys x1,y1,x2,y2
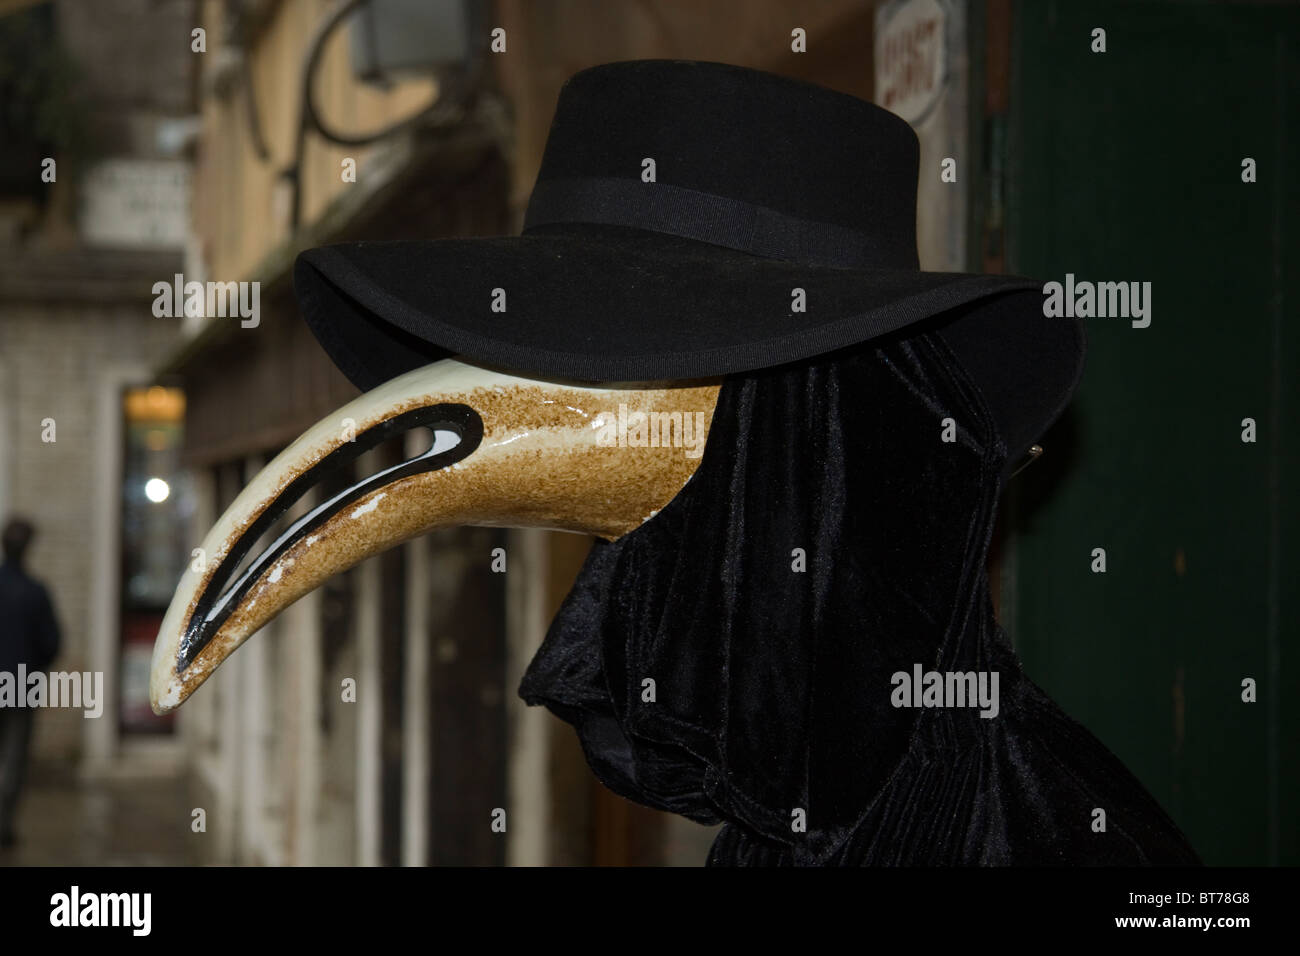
[
  {"x1": 78, "y1": 158, "x2": 191, "y2": 249},
  {"x1": 875, "y1": 0, "x2": 948, "y2": 126},
  {"x1": 876, "y1": 0, "x2": 966, "y2": 273}
]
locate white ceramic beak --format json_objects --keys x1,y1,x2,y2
[{"x1": 150, "y1": 358, "x2": 719, "y2": 714}]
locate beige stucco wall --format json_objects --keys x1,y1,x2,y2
[{"x1": 193, "y1": 0, "x2": 441, "y2": 283}]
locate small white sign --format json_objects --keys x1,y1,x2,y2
[
  {"x1": 875, "y1": 0, "x2": 948, "y2": 125},
  {"x1": 78, "y1": 158, "x2": 191, "y2": 249}
]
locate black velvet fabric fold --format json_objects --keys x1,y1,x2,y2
[{"x1": 518, "y1": 330, "x2": 1200, "y2": 866}]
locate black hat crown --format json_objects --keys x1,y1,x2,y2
[{"x1": 522, "y1": 60, "x2": 922, "y2": 271}]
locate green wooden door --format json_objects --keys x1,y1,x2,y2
[{"x1": 1005, "y1": 1, "x2": 1298, "y2": 865}]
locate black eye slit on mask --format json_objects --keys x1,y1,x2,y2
[{"x1": 177, "y1": 403, "x2": 484, "y2": 671}]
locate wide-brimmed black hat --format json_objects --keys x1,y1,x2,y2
[{"x1": 294, "y1": 59, "x2": 1083, "y2": 467}]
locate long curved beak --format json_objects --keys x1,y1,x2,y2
[{"x1": 150, "y1": 358, "x2": 719, "y2": 714}]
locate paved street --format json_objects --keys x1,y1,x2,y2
[{"x1": 0, "y1": 762, "x2": 196, "y2": 866}]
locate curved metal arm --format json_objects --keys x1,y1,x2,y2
[{"x1": 284, "y1": 0, "x2": 486, "y2": 224}]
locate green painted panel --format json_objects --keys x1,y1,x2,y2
[{"x1": 1006, "y1": 1, "x2": 1298, "y2": 865}]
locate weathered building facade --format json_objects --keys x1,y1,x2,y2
[{"x1": 0, "y1": 0, "x2": 196, "y2": 774}]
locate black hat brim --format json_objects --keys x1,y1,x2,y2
[{"x1": 293, "y1": 226, "x2": 1083, "y2": 468}]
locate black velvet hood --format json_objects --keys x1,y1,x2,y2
[{"x1": 518, "y1": 325, "x2": 1200, "y2": 866}]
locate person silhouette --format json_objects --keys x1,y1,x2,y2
[{"x1": 0, "y1": 516, "x2": 62, "y2": 850}]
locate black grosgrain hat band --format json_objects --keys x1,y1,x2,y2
[{"x1": 522, "y1": 176, "x2": 920, "y2": 270}]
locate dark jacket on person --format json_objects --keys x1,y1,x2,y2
[{"x1": 0, "y1": 560, "x2": 60, "y2": 674}]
